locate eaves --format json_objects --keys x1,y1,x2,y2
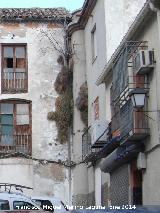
[{"x1": 67, "y1": 0, "x2": 97, "y2": 36}]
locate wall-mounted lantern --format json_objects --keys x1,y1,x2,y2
[{"x1": 129, "y1": 88, "x2": 147, "y2": 108}]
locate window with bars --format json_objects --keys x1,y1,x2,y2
[
  {"x1": 0, "y1": 101, "x2": 32, "y2": 155},
  {"x1": 1, "y1": 45, "x2": 27, "y2": 93}
]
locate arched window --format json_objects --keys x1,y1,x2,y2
[{"x1": 0, "y1": 99, "x2": 32, "y2": 155}]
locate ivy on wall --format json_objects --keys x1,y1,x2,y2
[
  {"x1": 75, "y1": 82, "x2": 88, "y2": 126},
  {"x1": 47, "y1": 55, "x2": 73, "y2": 144}
]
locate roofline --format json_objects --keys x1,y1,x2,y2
[
  {"x1": 67, "y1": 0, "x2": 97, "y2": 36},
  {"x1": 0, "y1": 8, "x2": 71, "y2": 23},
  {"x1": 96, "y1": 0, "x2": 155, "y2": 86},
  {"x1": 0, "y1": 18, "x2": 71, "y2": 23},
  {"x1": 72, "y1": 9, "x2": 82, "y2": 16}
]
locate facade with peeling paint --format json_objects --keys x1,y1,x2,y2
[{"x1": 0, "y1": 8, "x2": 71, "y2": 203}]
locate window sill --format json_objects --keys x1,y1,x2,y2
[{"x1": 1, "y1": 90, "x2": 28, "y2": 94}]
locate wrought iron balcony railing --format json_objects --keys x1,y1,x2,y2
[
  {"x1": 0, "y1": 134, "x2": 32, "y2": 155},
  {"x1": 120, "y1": 110, "x2": 149, "y2": 143},
  {"x1": 119, "y1": 100, "x2": 149, "y2": 144},
  {"x1": 82, "y1": 123, "x2": 114, "y2": 162},
  {"x1": 112, "y1": 75, "x2": 149, "y2": 107},
  {"x1": 111, "y1": 41, "x2": 149, "y2": 102},
  {"x1": 82, "y1": 126, "x2": 98, "y2": 162}
]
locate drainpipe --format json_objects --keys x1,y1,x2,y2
[
  {"x1": 68, "y1": 129, "x2": 72, "y2": 205},
  {"x1": 64, "y1": 19, "x2": 72, "y2": 204},
  {"x1": 149, "y1": 1, "x2": 160, "y2": 141}
]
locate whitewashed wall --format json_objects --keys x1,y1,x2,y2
[{"x1": 0, "y1": 22, "x2": 69, "y2": 203}]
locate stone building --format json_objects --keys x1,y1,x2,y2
[
  {"x1": 68, "y1": 0, "x2": 146, "y2": 207},
  {"x1": 0, "y1": 8, "x2": 71, "y2": 203}
]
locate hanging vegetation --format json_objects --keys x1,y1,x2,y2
[
  {"x1": 54, "y1": 66, "x2": 69, "y2": 94},
  {"x1": 76, "y1": 82, "x2": 88, "y2": 126},
  {"x1": 47, "y1": 55, "x2": 73, "y2": 144},
  {"x1": 57, "y1": 55, "x2": 64, "y2": 65}
]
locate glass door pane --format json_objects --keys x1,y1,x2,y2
[
  {"x1": 1, "y1": 126, "x2": 13, "y2": 145},
  {"x1": 0, "y1": 105, "x2": 14, "y2": 145}
]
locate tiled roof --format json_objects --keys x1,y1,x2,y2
[{"x1": 0, "y1": 8, "x2": 72, "y2": 22}]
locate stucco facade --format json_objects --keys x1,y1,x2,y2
[
  {"x1": 96, "y1": 0, "x2": 160, "y2": 205},
  {"x1": 0, "y1": 10, "x2": 70, "y2": 203},
  {"x1": 133, "y1": 9, "x2": 160, "y2": 205},
  {"x1": 69, "y1": 0, "x2": 146, "y2": 206}
]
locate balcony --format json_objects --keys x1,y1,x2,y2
[
  {"x1": 82, "y1": 126, "x2": 101, "y2": 162},
  {"x1": 0, "y1": 133, "x2": 32, "y2": 156},
  {"x1": 111, "y1": 74, "x2": 149, "y2": 145},
  {"x1": 111, "y1": 103, "x2": 149, "y2": 145},
  {"x1": 82, "y1": 123, "x2": 120, "y2": 162},
  {"x1": 2, "y1": 71, "x2": 27, "y2": 93},
  {"x1": 120, "y1": 101, "x2": 149, "y2": 144},
  {"x1": 98, "y1": 122, "x2": 121, "y2": 157},
  {"x1": 113, "y1": 75, "x2": 149, "y2": 107},
  {"x1": 111, "y1": 41, "x2": 149, "y2": 106}
]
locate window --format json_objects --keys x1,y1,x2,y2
[
  {"x1": 2, "y1": 44, "x2": 27, "y2": 93},
  {"x1": 91, "y1": 24, "x2": 97, "y2": 62},
  {"x1": 0, "y1": 101, "x2": 32, "y2": 155},
  {"x1": 0, "y1": 200, "x2": 10, "y2": 210}
]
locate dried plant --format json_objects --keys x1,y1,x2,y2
[
  {"x1": 76, "y1": 82, "x2": 88, "y2": 126},
  {"x1": 47, "y1": 55, "x2": 73, "y2": 144},
  {"x1": 57, "y1": 55, "x2": 64, "y2": 65},
  {"x1": 48, "y1": 89, "x2": 73, "y2": 144},
  {"x1": 54, "y1": 67, "x2": 69, "y2": 94},
  {"x1": 47, "y1": 111, "x2": 57, "y2": 121}
]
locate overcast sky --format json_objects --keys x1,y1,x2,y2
[{"x1": 0, "y1": 0, "x2": 84, "y2": 11}]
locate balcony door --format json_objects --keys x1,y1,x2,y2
[
  {"x1": 2, "y1": 45, "x2": 27, "y2": 93},
  {"x1": 1, "y1": 103, "x2": 14, "y2": 146},
  {"x1": 0, "y1": 101, "x2": 31, "y2": 155}
]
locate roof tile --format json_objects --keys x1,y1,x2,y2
[{"x1": 0, "y1": 8, "x2": 71, "y2": 22}]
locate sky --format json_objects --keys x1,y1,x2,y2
[{"x1": 0, "y1": 0, "x2": 85, "y2": 11}]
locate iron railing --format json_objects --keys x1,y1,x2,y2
[
  {"x1": 82, "y1": 126, "x2": 95, "y2": 162},
  {"x1": 82, "y1": 124, "x2": 112, "y2": 162},
  {"x1": 120, "y1": 102, "x2": 149, "y2": 142},
  {"x1": 111, "y1": 99, "x2": 149, "y2": 144},
  {"x1": 2, "y1": 71, "x2": 27, "y2": 93},
  {"x1": 112, "y1": 75, "x2": 149, "y2": 107},
  {"x1": 0, "y1": 134, "x2": 32, "y2": 155},
  {"x1": 112, "y1": 41, "x2": 148, "y2": 101}
]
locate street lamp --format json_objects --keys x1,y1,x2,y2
[{"x1": 129, "y1": 88, "x2": 147, "y2": 108}]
